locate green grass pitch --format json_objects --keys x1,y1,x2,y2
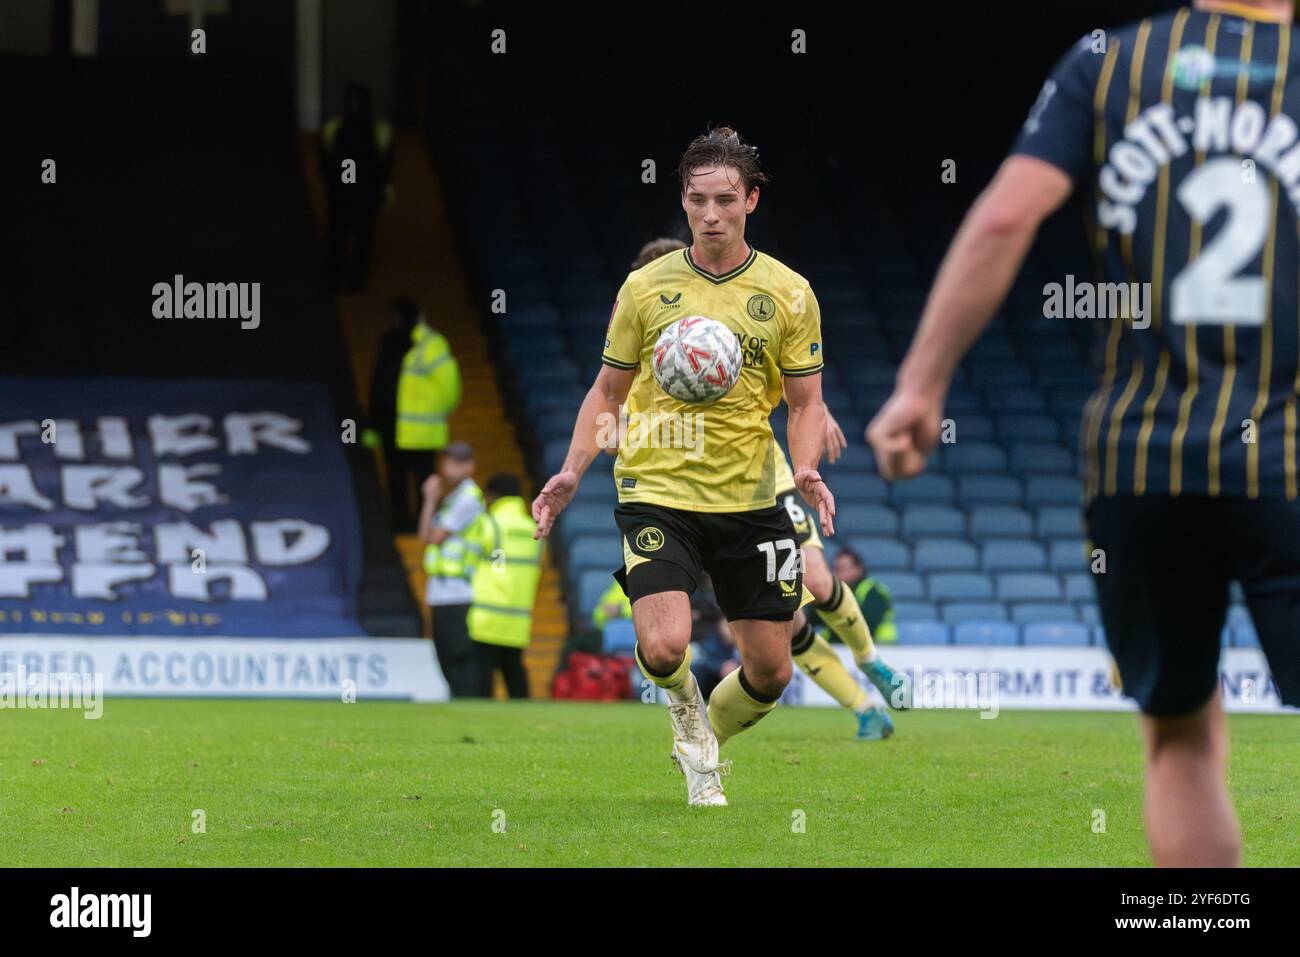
[{"x1": 3, "y1": 699, "x2": 1295, "y2": 867}]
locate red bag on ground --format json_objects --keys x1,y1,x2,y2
[{"x1": 553, "y1": 652, "x2": 634, "y2": 701}]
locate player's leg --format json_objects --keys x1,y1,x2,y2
[
  {"x1": 1140, "y1": 690, "x2": 1240, "y2": 867},
  {"x1": 802, "y1": 543, "x2": 911, "y2": 710},
  {"x1": 790, "y1": 605, "x2": 894, "y2": 740},
  {"x1": 709, "y1": 616, "x2": 792, "y2": 744},
  {"x1": 1086, "y1": 494, "x2": 1237, "y2": 866},
  {"x1": 614, "y1": 504, "x2": 724, "y2": 805}
]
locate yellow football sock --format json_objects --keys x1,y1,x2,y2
[
  {"x1": 792, "y1": 620, "x2": 869, "y2": 713},
  {"x1": 634, "y1": 642, "x2": 696, "y2": 701},
  {"x1": 707, "y1": 667, "x2": 779, "y2": 746},
  {"x1": 817, "y1": 577, "x2": 876, "y2": 663}
]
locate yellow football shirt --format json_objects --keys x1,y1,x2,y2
[
  {"x1": 772, "y1": 439, "x2": 797, "y2": 495},
  {"x1": 601, "y1": 246, "x2": 823, "y2": 513}
]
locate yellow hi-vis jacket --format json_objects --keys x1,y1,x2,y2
[
  {"x1": 397, "y1": 323, "x2": 460, "y2": 450},
  {"x1": 422, "y1": 480, "x2": 485, "y2": 580},
  {"x1": 466, "y1": 497, "x2": 543, "y2": 648}
]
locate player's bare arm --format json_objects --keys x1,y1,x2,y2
[
  {"x1": 785, "y1": 370, "x2": 835, "y2": 537},
  {"x1": 532, "y1": 363, "x2": 635, "y2": 537},
  {"x1": 866, "y1": 155, "x2": 1074, "y2": 481}
]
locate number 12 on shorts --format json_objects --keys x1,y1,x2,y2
[{"x1": 757, "y1": 538, "x2": 801, "y2": 581}]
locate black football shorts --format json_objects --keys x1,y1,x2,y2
[
  {"x1": 612, "y1": 501, "x2": 804, "y2": 621},
  {"x1": 1085, "y1": 495, "x2": 1300, "y2": 717}
]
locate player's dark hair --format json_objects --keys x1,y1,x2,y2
[
  {"x1": 486, "y1": 473, "x2": 521, "y2": 498},
  {"x1": 631, "y1": 237, "x2": 687, "y2": 270},
  {"x1": 838, "y1": 547, "x2": 865, "y2": 571},
  {"x1": 677, "y1": 126, "x2": 769, "y2": 197}
]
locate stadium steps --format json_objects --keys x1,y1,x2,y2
[{"x1": 301, "y1": 132, "x2": 567, "y2": 696}]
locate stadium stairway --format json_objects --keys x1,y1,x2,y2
[{"x1": 300, "y1": 132, "x2": 567, "y2": 697}]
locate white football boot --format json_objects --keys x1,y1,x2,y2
[{"x1": 667, "y1": 678, "x2": 729, "y2": 806}]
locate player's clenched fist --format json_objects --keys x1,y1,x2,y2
[
  {"x1": 866, "y1": 390, "x2": 944, "y2": 481},
  {"x1": 531, "y1": 469, "x2": 578, "y2": 539}
]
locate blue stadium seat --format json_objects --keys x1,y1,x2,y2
[
  {"x1": 1011, "y1": 602, "x2": 1078, "y2": 624},
  {"x1": 846, "y1": 537, "x2": 910, "y2": 571},
  {"x1": 567, "y1": 535, "x2": 621, "y2": 572},
  {"x1": 836, "y1": 503, "x2": 898, "y2": 536},
  {"x1": 985, "y1": 387, "x2": 1047, "y2": 413},
  {"x1": 957, "y1": 475, "x2": 1023, "y2": 507},
  {"x1": 1232, "y1": 622, "x2": 1260, "y2": 648},
  {"x1": 901, "y1": 505, "x2": 965, "y2": 539},
  {"x1": 556, "y1": 504, "x2": 615, "y2": 543},
  {"x1": 996, "y1": 413, "x2": 1060, "y2": 443},
  {"x1": 997, "y1": 573, "x2": 1063, "y2": 601},
  {"x1": 1022, "y1": 621, "x2": 1090, "y2": 646},
  {"x1": 577, "y1": 570, "x2": 614, "y2": 620},
  {"x1": 893, "y1": 600, "x2": 939, "y2": 621},
  {"x1": 1063, "y1": 572, "x2": 1094, "y2": 602},
  {"x1": 952, "y1": 620, "x2": 1018, "y2": 644},
  {"x1": 982, "y1": 540, "x2": 1047, "y2": 572},
  {"x1": 1008, "y1": 444, "x2": 1074, "y2": 474},
  {"x1": 876, "y1": 571, "x2": 925, "y2": 600},
  {"x1": 1077, "y1": 602, "x2": 1101, "y2": 626},
  {"x1": 942, "y1": 442, "x2": 1007, "y2": 474},
  {"x1": 929, "y1": 573, "x2": 994, "y2": 601},
  {"x1": 968, "y1": 506, "x2": 1035, "y2": 541},
  {"x1": 831, "y1": 473, "x2": 889, "y2": 502},
  {"x1": 914, "y1": 539, "x2": 979, "y2": 572},
  {"x1": 572, "y1": 480, "x2": 618, "y2": 504},
  {"x1": 889, "y1": 474, "x2": 956, "y2": 506},
  {"x1": 894, "y1": 621, "x2": 951, "y2": 645},
  {"x1": 1024, "y1": 476, "x2": 1082, "y2": 507},
  {"x1": 1048, "y1": 538, "x2": 1088, "y2": 572},
  {"x1": 946, "y1": 413, "x2": 995, "y2": 442},
  {"x1": 830, "y1": 444, "x2": 876, "y2": 470},
  {"x1": 1226, "y1": 605, "x2": 1252, "y2": 629},
  {"x1": 603, "y1": 619, "x2": 637, "y2": 654},
  {"x1": 1036, "y1": 505, "x2": 1083, "y2": 538}
]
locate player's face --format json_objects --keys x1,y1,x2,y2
[{"x1": 682, "y1": 165, "x2": 758, "y2": 253}]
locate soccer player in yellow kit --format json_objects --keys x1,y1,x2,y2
[
  {"x1": 533, "y1": 127, "x2": 834, "y2": 806},
  {"x1": 628, "y1": 237, "x2": 911, "y2": 739}
]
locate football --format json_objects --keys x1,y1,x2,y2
[{"x1": 651, "y1": 315, "x2": 742, "y2": 404}]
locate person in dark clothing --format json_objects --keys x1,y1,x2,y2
[
  {"x1": 320, "y1": 83, "x2": 394, "y2": 292},
  {"x1": 369, "y1": 296, "x2": 429, "y2": 531}
]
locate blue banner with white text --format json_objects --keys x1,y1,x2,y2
[{"x1": 0, "y1": 377, "x2": 363, "y2": 636}]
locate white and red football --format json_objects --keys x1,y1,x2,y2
[{"x1": 651, "y1": 315, "x2": 742, "y2": 404}]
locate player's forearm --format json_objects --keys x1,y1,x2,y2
[
  {"x1": 896, "y1": 195, "x2": 1040, "y2": 396},
  {"x1": 561, "y1": 382, "x2": 621, "y2": 478},
  {"x1": 787, "y1": 400, "x2": 827, "y2": 474}
]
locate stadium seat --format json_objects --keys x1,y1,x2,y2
[
  {"x1": 984, "y1": 387, "x2": 1047, "y2": 413},
  {"x1": 1077, "y1": 603, "x2": 1101, "y2": 626},
  {"x1": 567, "y1": 535, "x2": 621, "y2": 572},
  {"x1": 1008, "y1": 444, "x2": 1074, "y2": 475},
  {"x1": 982, "y1": 540, "x2": 1047, "y2": 572},
  {"x1": 846, "y1": 537, "x2": 911, "y2": 571},
  {"x1": 1024, "y1": 476, "x2": 1082, "y2": 507},
  {"x1": 836, "y1": 503, "x2": 899, "y2": 536},
  {"x1": 893, "y1": 600, "x2": 939, "y2": 621},
  {"x1": 876, "y1": 571, "x2": 925, "y2": 600},
  {"x1": 1063, "y1": 572, "x2": 1094, "y2": 602},
  {"x1": 602, "y1": 619, "x2": 637, "y2": 654},
  {"x1": 913, "y1": 539, "x2": 979, "y2": 572},
  {"x1": 1010, "y1": 602, "x2": 1078, "y2": 624},
  {"x1": 1048, "y1": 538, "x2": 1088, "y2": 572},
  {"x1": 996, "y1": 572, "x2": 1063, "y2": 601},
  {"x1": 946, "y1": 413, "x2": 996, "y2": 442},
  {"x1": 832, "y1": 473, "x2": 889, "y2": 502},
  {"x1": 1036, "y1": 505, "x2": 1083, "y2": 539},
  {"x1": 928, "y1": 573, "x2": 994, "y2": 601},
  {"x1": 901, "y1": 505, "x2": 965, "y2": 539},
  {"x1": 1022, "y1": 622, "x2": 1090, "y2": 646},
  {"x1": 967, "y1": 506, "x2": 1035, "y2": 541},
  {"x1": 952, "y1": 620, "x2": 1018, "y2": 644},
  {"x1": 894, "y1": 620, "x2": 951, "y2": 645},
  {"x1": 943, "y1": 603, "x2": 1008, "y2": 625},
  {"x1": 577, "y1": 570, "x2": 615, "y2": 620},
  {"x1": 996, "y1": 413, "x2": 1059, "y2": 443},
  {"x1": 958, "y1": 475, "x2": 1023, "y2": 507},
  {"x1": 942, "y1": 442, "x2": 1007, "y2": 474},
  {"x1": 889, "y1": 473, "x2": 956, "y2": 506}
]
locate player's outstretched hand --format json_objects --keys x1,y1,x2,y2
[
  {"x1": 531, "y1": 469, "x2": 578, "y2": 539},
  {"x1": 824, "y1": 409, "x2": 848, "y2": 465},
  {"x1": 794, "y1": 468, "x2": 835, "y2": 538},
  {"x1": 865, "y1": 389, "x2": 943, "y2": 481}
]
